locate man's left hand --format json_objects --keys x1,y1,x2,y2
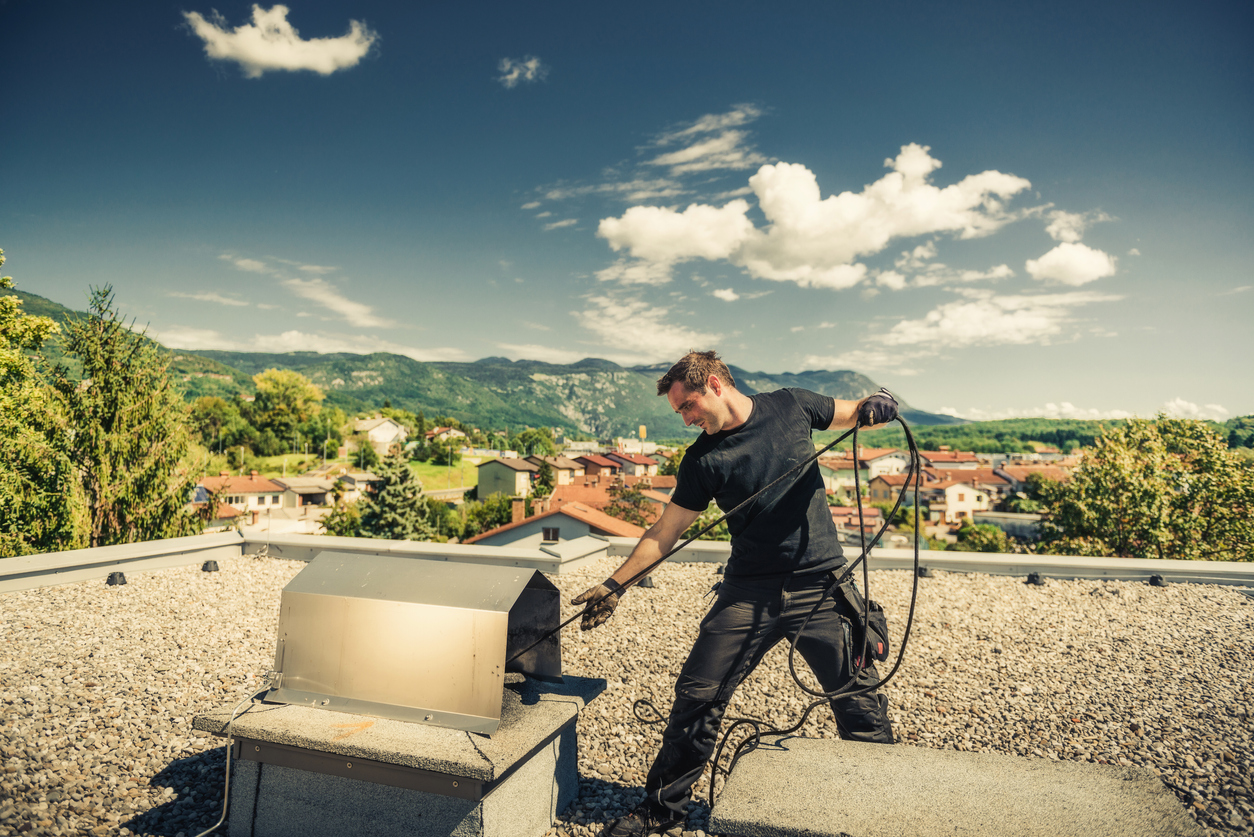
[{"x1": 857, "y1": 388, "x2": 898, "y2": 427}]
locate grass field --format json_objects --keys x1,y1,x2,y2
[{"x1": 409, "y1": 456, "x2": 483, "y2": 491}]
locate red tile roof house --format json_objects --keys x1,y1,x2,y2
[
  {"x1": 524, "y1": 455, "x2": 586, "y2": 486},
  {"x1": 195, "y1": 471, "x2": 285, "y2": 514},
  {"x1": 574, "y1": 454, "x2": 621, "y2": 476},
  {"x1": 464, "y1": 502, "x2": 646, "y2": 548},
  {"x1": 919, "y1": 448, "x2": 981, "y2": 469},
  {"x1": 605, "y1": 451, "x2": 658, "y2": 477}
]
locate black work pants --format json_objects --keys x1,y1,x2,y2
[{"x1": 643, "y1": 571, "x2": 893, "y2": 820}]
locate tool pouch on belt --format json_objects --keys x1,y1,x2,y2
[{"x1": 836, "y1": 581, "x2": 891, "y2": 666}]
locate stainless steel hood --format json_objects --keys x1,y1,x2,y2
[{"x1": 263, "y1": 551, "x2": 562, "y2": 735}]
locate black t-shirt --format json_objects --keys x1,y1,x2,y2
[{"x1": 672, "y1": 388, "x2": 844, "y2": 579}]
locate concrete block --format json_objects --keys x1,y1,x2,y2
[
  {"x1": 710, "y1": 736, "x2": 1205, "y2": 837},
  {"x1": 196, "y1": 676, "x2": 601, "y2": 837}
]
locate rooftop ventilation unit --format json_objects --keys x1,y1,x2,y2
[{"x1": 263, "y1": 551, "x2": 562, "y2": 735}]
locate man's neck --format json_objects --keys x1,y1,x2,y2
[{"x1": 720, "y1": 389, "x2": 755, "y2": 432}]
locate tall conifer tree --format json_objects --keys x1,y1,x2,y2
[{"x1": 52, "y1": 286, "x2": 199, "y2": 547}]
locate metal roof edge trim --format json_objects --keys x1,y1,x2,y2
[{"x1": 599, "y1": 537, "x2": 1254, "y2": 585}]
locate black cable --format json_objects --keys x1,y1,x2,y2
[
  {"x1": 626, "y1": 416, "x2": 923, "y2": 809},
  {"x1": 505, "y1": 422, "x2": 864, "y2": 667},
  {"x1": 702, "y1": 417, "x2": 922, "y2": 808}
]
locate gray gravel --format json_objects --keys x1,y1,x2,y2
[{"x1": 1, "y1": 554, "x2": 1251, "y2": 837}]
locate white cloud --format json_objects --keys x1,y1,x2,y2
[
  {"x1": 575, "y1": 294, "x2": 721, "y2": 363},
  {"x1": 521, "y1": 201, "x2": 542, "y2": 210},
  {"x1": 156, "y1": 326, "x2": 466, "y2": 362},
  {"x1": 654, "y1": 104, "x2": 764, "y2": 145},
  {"x1": 543, "y1": 218, "x2": 578, "y2": 231},
  {"x1": 790, "y1": 325, "x2": 805, "y2": 333},
  {"x1": 1161, "y1": 398, "x2": 1229, "y2": 421},
  {"x1": 895, "y1": 240, "x2": 938, "y2": 271},
  {"x1": 170, "y1": 291, "x2": 249, "y2": 307},
  {"x1": 938, "y1": 403, "x2": 1135, "y2": 421},
  {"x1": 1025, "y1": 242, "x2": 1117, "y2": 286},
  {"x1": 543, "y1": 178, "x2": 685, "y2": 203},
  {"x1": 594, "y1": 258, "x2": 674, "y2": 286},
  {"x1": 882, "y1": 289, "x2": 1122, "y2": 349},
  {"x1": 183, "y1": 5, "x2": 377, "y2": 78},
  {"x1": 220, "y1": 254, "x2": 273, "y2": 274},
  {"x1": 599, "y1": 199, "x2": 754, "y2": 269},
  {"x1": 497, "y1": 56, "x2": 548, "y2": 88},
  {"x1": 712, "y1": 288, "x2": 739, "y2": 301},
  {"x1": 1044, "y1": 209, "x2": 1111, "y2": 243},
  {"x1": 597, "y1": 144, "x2": 1034, "y2": 291},
  {"x1": 875, "y1": 271, "x2": 908, "y2": 291},
  {"x1": 535, "y1": 211, "x2": 553, "y2": 218},
  {"x1": 907, "y1": 263, "x2": 1014, "y2": 288},
  {"x1": 1219, "y1": 285, "x2": 1251, "y2": 296},
  {"x1": 644, "y1": 106, "x2": 769, "y2": 176},
  {"x1": 1128, "y1": 248, "x2": 1141, "y2": 256},
  {"x1": 647, "y1": 129, "x2": 769, "y2": 175},
  {"x1": 272, "y1": 257, "x2": 339, "y2": 274},
  {"x1": 281, "y1": 277, "x2": 393, "y2": 328},
  {"x1": 496, "y1": 343, "x2": 589, "y2": 364},
  {"x1": 802, "y1": 349, "x2": 928, "y2": 377}
]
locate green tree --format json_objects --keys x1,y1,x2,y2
[
  {"x1": 357, "y1": 450, "x2": 436, "y2": 541},
  {"x1": 353, "y1": 440, "x2": 381, "y2": 471},
  {"x1": 461, "y1": 491, "x2": 514, "y2": 539},
  {"x1": 512, "y1": 427, "x2": 556, "y2": 456},
  {"x1": 603, "y1": 479, "x2": 653, "y2": 528},
  {"x1": 0, "y1": 252, "x2": 86, "y2": 556},
  {"x1": 52, "y1": 286, "x2": 201, "y2": 548},
  {"x1": 659, "y1": 445, "x2": 685, "y2": 477},
  {"x1": 682, "y1": 505, "x2": 731, "y2": 541},
  {"x1": 1041, "y1": 416, "x2": 1254, "y2": 561},
  {"x1": 430, "y1": 438, "x2": 461, "y2": 466},
  {"x1": 948, "y1": 521, "x2": 1011, "y2": 553},
  {"x1": 250, "y1": 368, "x2": 324, "y2": 445},
  {"x1": 533, "y1": 461, "x2": 555, "y2": 498}
]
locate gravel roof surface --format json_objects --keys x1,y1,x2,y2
[{"x1": 0, "y1": 552, "x2": 1251, "y2": 837}]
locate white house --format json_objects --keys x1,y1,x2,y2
[{"x1": 354, "y1": 417, "x2": 409, "y2": 455}]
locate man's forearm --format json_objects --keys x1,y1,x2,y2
[{"x1": 608, "y1": 531, "x2": 672, "y2": 588}]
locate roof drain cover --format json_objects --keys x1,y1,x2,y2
[{"x1": 263, "y1": 550, "x2": 562, "y2": 735}]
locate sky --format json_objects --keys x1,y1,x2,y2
[{"x1": 2, "y1": 0, "x2": 1251, "y2": 421}]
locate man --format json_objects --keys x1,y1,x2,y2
[{"x1": 574, "y1": 350, "x2": 898, "y2": 837}]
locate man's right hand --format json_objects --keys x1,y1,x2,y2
[{"x1": 571, "y1": 579, "x2": 624, "y2": 631}]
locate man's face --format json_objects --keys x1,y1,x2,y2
[{"x1": 667, "y1": 379, "x2": 729, "y2": 435}]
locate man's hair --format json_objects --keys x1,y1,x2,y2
[{"x1": 656, "y1": 350, "x2": 736, "y2": 396}]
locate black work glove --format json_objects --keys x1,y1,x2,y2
[
  {"x1": 571, "y1": 578, "x2": 625, "y2": 631},
  {"x1": 857, "y1": 388, "x2": 898, "y2": 427}
]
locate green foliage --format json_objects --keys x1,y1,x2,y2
[
  {"x1": 352, "y1": 441, "x2": 381, "y2": 471},
  {"x1": 659, "y1": 445, "x2": 684, "y2": 476},
  {"x1": 820, "y1": 418, "x2": 1124, "y2": 454},
  {"x1": 603, "y1": 480, "x2": 653, "y2": 528},
  {"x1": 682, "y1": 505, "x2": 731, "y2": 541},
  {"x1": 511, "y1": 427, "x2": 556, "y2": 456},
  {"x1": 51, "y1": 286, "x2": 200, "y2": 548},
  {"x1": 321, "y1": 499, "x2": 361, "y2": 537},
  {"x1": 534, "y1": 462, "x2": 555, "y2": 498},
  {"x1": 0, "y1": 252, "x2": 86, "y2": 556},
  {"x1": 429, "y1": 439, "x2": 461, "y2": 466},
  {"x1": 1041, "y1": 417, "x2": 1254, "y2": 561},
  {"x1": 249, "y1": 368, "x2": 324, "y2": 442},
  {"x1": 1224, "y1": 415, "x2": 1254, "y2": 451},
  {"x1": 948, "y1": 521, "x2": 1012, "y2": 553},
  {"x1": 356, "y1": 450, "x2": 436, "y2": 541},
  {"x1": 423, "y1": 496, "x2": 462, "y2": 541},
  {"x1": 460, "y1": 491, "x2": 514, "y2": 540}
]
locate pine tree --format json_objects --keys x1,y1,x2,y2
[
  {"x1": 357, "y1": 450, "x2": 435, "y2": 541},
  {"x1": 52, "y1": 286, "x2": 199, "y2": 548},
  {"x1": 0, "y1": 250, "x2": 86, "y2": 555}
]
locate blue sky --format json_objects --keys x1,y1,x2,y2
[{"x1": 2, "y1": 0, "x2": 1251, "y2": 420}]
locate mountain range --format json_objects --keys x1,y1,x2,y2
[{"x1": 10, "y1": 288, "x2": 963, "y2": 439}]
